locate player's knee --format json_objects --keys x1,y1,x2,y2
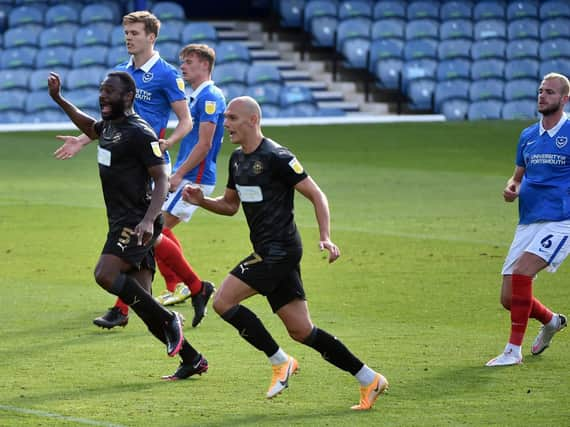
[
  {"x1": 288, "y1": 325, "x2": 314, "y2": 343},
  {"x1": 500, "y1": 295, "x2": 511, "y2": 310},
  {"x1": 212, "y1": 293, "x2": 227, "y2": 315},
  {"x1": 93, "y1": 268, "x2": 114, "y2": 290}
]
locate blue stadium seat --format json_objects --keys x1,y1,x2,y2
[
  {"x1": 45, "y1": 4, "x2": 79, "y2": 27},
  {"x1": 471, "y1": 59, "x2": 505, "y2": 80},
  {"x1": 469, "y1": 79, "x2": 504, "y2": 102},
  {"x1": 247, "y1": 63, "x2": 282, "y2": 86},
  {"x1": 405, "y1": 19, "x2": 439, "y2": 40},
  {"x1": 539, "y1": 1, "x2": 570, "y2": 20},
  {"x1": 66, "y1": 66, "x2": 106, "y2": 90},
  {"x1": 335, "y1": 17, "x2": 371, "y2": 51},
  {"x1": 407, "y1": 1, "x2": 439, "y2": 20},
  {"x1": 35, "y1": 46, "x2": 73, "y2": 69},
  {"x1": 338, "y1": 1, "x2": 372, "y2": 20},
  {"x1": 279, "y1": 0, "x2": 305, "y2": 28},
  {"x1": 260, "y1": 104, "x2": 282, "y2": 119},
  {"x1": 368, "y1": 38, "x2": 404, "y2": 71},
  {"x1": 0, "y1": 89, "x2": 27, "y2": 113},
  {"x1": 403, "y1": 39, "x2": 438, "y2": 60},
  {"x1": 304, "y1": 0, "x2": 337, "y2": 31},
  {"x1": 438, "y1": 39, "x2": 472, "y2": 60},
  {"x1": 506, "y1": 39, "x2": 539, "y2": 60},
  {"x1": 507, "y1": 19, "x2": 540, "y2": 40},
  {"x1": 152, "y1": 1, "x2": 186, "y2": 22},
  {"x1": 468, "y1": 100, "x2": 503, "y2": 120},
  {"x1": 474, "y1": 19, "x2": 507, "y2": 41},
  {"x1": 373, "y1": 1, "x2": 406, "y2": 20},
  {"x1": 31, "y1": 110, "x2": 68, "y2": 123},
  {"x1": 279, "y1": 85, "x2": 314, "y2": 108},
  {"x1": 106, "y1": 46, "x2": 130, "y2": 67},
  {"x1": 8, "y1": 5, "x2": 43, "y2": 28},
  {"x1": 0, "y1": 69, "x2": 30, "y2": 91},
  {"x1": 471, "y1": 39, "x2": 506, "y2": 60},
  {"x1": 502, "y1": 100, "x2": 538, "y2": 120},
  {"x1": 439, "y1": 19, "x2": 473, "y2": 40},
  {"x1": 434, "y1": 79, "x2": 470, "y2": 111},
  {"x1": 157, "y1": 21, "x2": 184, "y2": 43},
  {"x1": 473, "y1": 2, "x2": 505, "y2": 20},
  {"x1": 29, "y1": 68, "x2": 68, "y2": 91},
  {"x1": 504, "y1": 78, "x2": 537, "y2": 101},
  {"x1": 246, "y1": 83, "x2": 281, "y2": 106},
  {"x1": 219, "y1": 83, "x2": 248, "y2": 102},
  {"x1": 72, "y1": 46, "x2": 109, "y2": 68},
  {"x1": 282, "y1": 103, "x2": 318, "y2": 118},
  {"x1": 75, "y1": 23, "x2": 113, "y2": 47},
  {"x1": 3, "y1": 25, "x2": 41, "y2": 48},
  {"x1": 309, "y1": 16, "x2": 338, "y2": 47},
  {"x1": 539, "y1": 58, "x2": 570, "y2": 79},
  {"x1": 79, "y1": 4, "x2": 115, "y2": 25},
  {"x1": 340, "y1": 37, "x2": 371, "y2": 69},
  {"x1": 1, "y1": 47, "x2": 38, "y2": 70},
  {"x1": 65, "y1": 88, "x2": 100, "y2": 111},
  {"x1": 25, "y1": 90, "x2": 60, "y2": 114},
  {"x1": 402, "y1": 58, "x2": 437, "y2": 91},
  {"x1": 440, "y1": 98, "x2": 469, "y2": 120},
  {"x1": 373, "y1": 58, "x2": 403, "y2": 89},
  {"x1": 216, "y1": 42, "x2": 251, "y2": 65},
  {"x1": 213, "y1": 63, "x2": 248, "y2": 86},
  {"x1": 371, "y1": 18, "x2": 405, "y2": 40},
  {"x1": 39, "y1": 24, "x2": 79, "y2": 48},
  {"x1": 540, "y1": 18, "x2": 570, "y2": 40},
  {"x1": 181, "y1": 22, "x2": 218, "y2": 46},
  {"x1": 110, "y1": 25, "x2": 125, "y2": 47},
  {"x1": 440, "y1": 1, "x2": 472, "y2": 20},
  {"x1": 0, "y1": 111, "x2": 25, "y2": 124},
  {"x1": 315, "y1": 107, "x2": 346, "y2": 117},
  {"x1": 436, "y1": 58, "x2": 471, "y2": 81},
  {"x1": 406, "y1": 78, "x2": 435, "y2": 110},
  {"x1": 99, "y1": 1, "x2": 122, "y2": 18},
  {"x1": 504, "y1": 59, "x2": 539, "y2": 80},
  {"x1": 507, "y1": 2, "x2": 538, "y2": 21},
  {"x1": 154, "y1": 42, "x2": 180, "y2": 64},
  {"x1": 539, "y1": 38, "x2": 570, "y2": 61}
]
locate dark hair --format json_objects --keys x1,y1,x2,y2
[{"x1": 106, "y1": 71, "x2": 136, "y2": 97}]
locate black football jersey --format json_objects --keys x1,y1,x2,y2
[
  {"x1": 94, "y1": 114, "x2": 166, "y2": 229},
  {"x1": 227, "y1": 138, "x2": 308, "y2": 252}
]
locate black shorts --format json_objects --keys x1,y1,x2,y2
[
  {"x1": 102, "y1": 216, "x2": 163, "y2": 272},
  {"x1": 230, "y1": 245, "x2": 305, "y2": 312}
]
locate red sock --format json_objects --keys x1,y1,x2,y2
[
  {"x1": 509, "y1": 274, "x2": 533, "y2": 346},
  {"x1": 529, "y1": 297, "x2": 553, "y2": 324},
  {"x1": 162, "y1": 227, "x2": 182, "y2": 249},
  {"x1": 156, "y1": 255, "x2": 182, "y2": 293},
  {"x1": 114, "y1": 298, "x2": 129, "y2": 316},
  {"x1": 154, "y1": 234, "x2": 202, "y2": 295}
]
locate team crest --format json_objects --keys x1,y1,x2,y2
[
  {"x1": 205, "y1": 101, "x2": 216, "y2": 115},
  {"x1": 288, "y1": 157, "x2": 304, "y2": 174},
  {"x1": 176, "y1": 78, "x2": 185, "y2": 91},
  {"x1": 252, "y1": 160, "x2": 263, "y2": 174},
  {"x1": 142, "y1": 72, "x2": 153, "y2": 83},
  {"x1": 150, "y1": 141, "x2": 162, "y2": 158},
  {"x1": 556, "y1": 136, "x2": 568, "y2": 149}
]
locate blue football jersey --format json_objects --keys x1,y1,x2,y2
[
  {"x1": 516, "y1": 115, "x2": 570, "y2": 224},
  {"x1": 173, "y1": 81, "x2": 226, "y2": 185}
]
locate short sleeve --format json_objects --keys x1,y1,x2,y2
[
  {"x1": 134, "y1": 127, "x2": 166, "y2": 168},
  {"x1": 273, "y1": 147, "x2": 308, "y2": 187},
  {"x1": 163, "y1": 68, "x2": 186, "y2": 104},
  {"x1": 93, "y1": 120, "x2": 104, "y2": 137},
  {"x1": 515, "y1": 130, "x2": 527, "y2": 167},
  {"x1": 227, "y1": 151, "x2": 237, "y2": 189},
  {"x1": 197, "y1": 91, "x2": 223, "y2": 124}
]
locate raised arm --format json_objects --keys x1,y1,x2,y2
[{"x1": 182, "y1": 185, "x2": 241, "y2": 216}]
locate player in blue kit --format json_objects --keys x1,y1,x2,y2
[
  {"x1": 486, "y1": 72, "x2": 570, "y2": 367},
  {"x1": 155, "y1": 44, "x2": 226, "y2": 311}
]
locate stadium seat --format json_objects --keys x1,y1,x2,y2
[
  {"x1": 373, "y1": 1, "x2": 406, "y2": 20},
  {"x1": 106, "y1": 46, "x2": 130, "y2": 67},
  {"x1": 39, "y1": 24, "x2": 79, "y2": 48},
  {"x1": 440, "y1": 1, "x2": 472, "y2": 20},
  {"x1": 471, "y1": 39, "x2": 506, "y2": 60},
  {"x1": 338, "y1": 1, "x2": 372, "y2": 20},
  {"x1": 440, "y1": 98, "x2": 469, "y2": 120},
  {"x1": 340, "y1": 37, "x2": 371, "y2": 69},
  {"x1": 279, "y1": 85, "x2": 315, "y2": 108},
  {"x1": 504, "y1": 59, "x2": 539, "y2": 80},
  {"x1": 216, "y1": 42, "x2": 251, "y2": 65},
  {"x1": 247, "y1": 63, "x2": 282, "y2": 86},
  {"x1": 282, "y1": 103, "x2": 318, "y2": 118},
  {"x1": 75, "y1": 23, "x2": 113, "y2": 47},
  {"x1": 152, "y1": 1, "x2": 186, "y2": 22},
  {"x1": 539, "y1": 1, "x2": 570, "y2": 20},
  {"x1": 79, "y1": 4, "x2": 115, "y2": 25},
  {"x1": 471, "y1": 59, "x2": 505, "y2": 80},
  {"x1": 0, "y1": 89, "x2": 27, "y2": 113},
  {"x1": 368, "y1": 38, "x2": 404, "y2": 71},
  {"x1": 502, "y1": 100, "x2": 537, "y2": 120},
  {"x1": 66, "y1": 66, "x2": 106, "y2": 90},
  {"x1": 25, "y1": 90, "x2": 60, "y2": 114},
  {"x1": 35, "y1": 46, "x2": 73, "y2": 69},
  {"x1": 246, "y1": 83, "x2": 281, "y2": 106},
  {"x1": 0, "y1": 69, "x2": 30, "y2": 91},
  {"x1": 439, "y1": 19, "x2": 473, "y2": 40},
  {"x1": 3, "y1": 25, "x2": 41, "y2": 48},
  {"x1": 405, "y1": 19, "x2": 439, "y2": 40},
  {"x1": 157, "y1": 21, "x2": 184, "y2": 43},
  {"x1": 504, "y1": 78, "x2": 537, "y2": 101},
  {"x1": 154, "y1": 42, "x2": 180, "y2": 64},
  {"x1": 373, "y1": 58, "x2": 403, "y2": 90},
  {"x1": 335, "y1": 17, "x2": 371, "y2": 51},
  {"x1": 474, "y1": 19, "x2": 507, "y2": 41},
  {"x1": 110, "y1": 25, "x2": 125, "y2": 47},
  {"x1": 65, "y1": 88, "x2": 100, "y2": 111},
  {"x1": 45, "y1": 4, "x2": 79, "y2": 27},
  {"x1": 539, "y1": 38, "x2": 570, "y2": 61},
  {"x1": 304, "y1": 0, "x2": 337, "y2": 31},
  {"x1": 540, "y1": 18, "x2": 570, "y2": 40},
  {"x1": 8, "y1": 5, "x2": 44, "y2": 28},
  {"x1": 506, "y1": 39, "x2": 539, "y2": 60},
  {"x1": 434, "y1": 79, "x2": 470, "y2": 111},
  {"x1": 403, "y1": 39, "x2": 438, "y2": 60},
  {"x1": 29, "y1": 109, "x2": 67, "y2": 123},
  {"x1": 181, "y1": 22, "x2": 218, "y2": 46},
  {"x1": 1, "y1": 47, "x2": 38, "y2": 70},
  {"x1": 212, "y1": 63, "x2": 248, "y2": 86},
  {"x1": 72, "y1": 46, "x2": 109, "y2": 68},
  {"x1": 407, "y1": 1, "x2": 439, "y2": 20},
  {"x1": 279, "y1": 0, "x2": 305, "y2": 28},
  {"x1": 219, "y1": 83, "x2": 248, "y2": 102},
  {"x1": 469, "y1": 79, "x2": 504, "y2": 102},
  {"x1": 473, "y1": 2, "x2": 505, "y2": 20},
  {"x1": 406, "y1": 78, "x2": 435, "y2": 110},
  {"x1": 0, "y1": 111, "x2": 25, "y2": 124},
  {"x1": 468, "y1": 100, "x2": 503, "y2": 120},
  {"x1": 401, "y1": 58, "x2": 437, "y2": 91},
  {"x1": 539, "y1": 59, "x2": 570, "y2": 80},
  {"x1": 371, "y1": 18, "x2": 405, "y2": 40},
  {"x1": 308, "y1": 15, "x2": 338, "y2": 47},
  {"x1": 507, "y1": 2, "x2": 538, "y2": 21},
  {"x1": 507, "y1": 19, "x2": 540, "y2": 40},
  {"x1": 260, "y1": 104, "x2": 282, "y2": 118},
  {"x1": 438, "y1": 39, "x2": 472, "y2": 60},
  {"x1": 436, "y1": 58, "x2": 471, "y2": 81},
  {"x1": 29, "y1": 68, "x2": 68, "y2": 91}
]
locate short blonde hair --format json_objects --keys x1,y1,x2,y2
[
  {"x1": 179, "y1": 44, "x2": 216, "y2": 72},
  {"x1": 543, "y1": 72, "x2": 570, "y2": 97},
  {"x1": 122, "y1": 11, "x2": 161, "y2": 37}
]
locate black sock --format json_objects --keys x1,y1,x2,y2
[
  {"x1": 221, "y1": 305, "x2": 279, "y2": 357},
  {"x1": 303, "y1": 327, "x2": 364, "y2": 375},
  {"x1": 179, "y1": 342, "x2": 200, "y2": 365}
]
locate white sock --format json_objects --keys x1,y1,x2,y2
[
  {"x1": 505, "y1": 343, "x2": 522, "y2": 357},
  {"x1": 546, "y1": 313, "x2": 559, "y2": 329},
  {"x1": 269, "y1": 348, "x2": 288, "y2": 365},
  {"x1": 355, "y1": 364, "x2": 377, "y2": 386}
]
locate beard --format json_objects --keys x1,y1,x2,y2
[
  {"x1": 538, "y1": 100, "x2": 561, "y2": 116},
  {"x1": 101, "y1": 100, "x2": 126, "y2": 121}
]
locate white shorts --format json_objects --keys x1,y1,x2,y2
[
  {"x1": 502, "y1": 220, "x2": 570, "y2": 274},
  {"x1": 162, "y1": 179, "x2": 215, "y2": 223}
]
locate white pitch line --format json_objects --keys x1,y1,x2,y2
[{"x1": 0, "y1": 405, "x2": 126, "y2": 427}]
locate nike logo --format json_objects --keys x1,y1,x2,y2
[
  {"x1": 279, "y1": 363, "x2": 292, "y2": 387},
  {"x1": 373, "y1": 381, "x2": 381, "y2": 393},
  {"x1": 527, "y1": 140, "x2": 536, "y2": 146}
]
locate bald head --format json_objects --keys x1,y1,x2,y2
[
  {"x1": 227, "y1": 96, "x2": 262, "y2": 121},
  {"x1": 224, "y1": 96, "x2": 264, "y2": 150}
]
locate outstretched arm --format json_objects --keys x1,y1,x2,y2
[
  {"x1": 504, "y1": 166, "x2": 525, "y2": 202},
  {"x1": 53, "y1": 134, "x2": 93, "y2": 160},
  {"x1": 182, "y1": 185, "x2": 241, "y2": 216}
]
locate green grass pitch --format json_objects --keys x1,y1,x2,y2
[{"x1": 0, "y1": 121, "x2": 568, "y2": 426}]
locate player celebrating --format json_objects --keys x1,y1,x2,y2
[{"x1": 486, "y1": 72, "x2": 569, "y2": 367}]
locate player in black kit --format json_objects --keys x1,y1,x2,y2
[
  {"x1": 47, "y1": 71, "x2": 208, "y2": 380},
  {"x1": 182, "y1": 96, "x2": 388, "y2": 410}
]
